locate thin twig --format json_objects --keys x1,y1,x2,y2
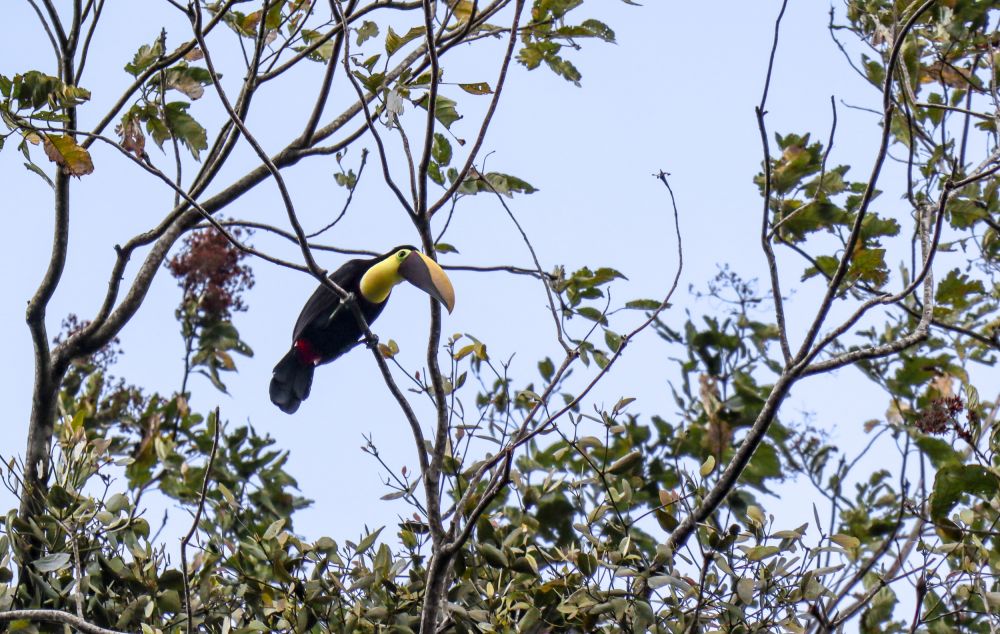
[
  {"x1": 306, "y1": 148, "x2": 369, "y2": 238},
  {"x1": 756, "y1": 0, "x2": 791, "y2": 364},
  {"x1": 180, "y1": 406, "x2": 221, "y2": 634},
  {"x1": 331, "y1": 0, "x2": 417, "y2": 216}
]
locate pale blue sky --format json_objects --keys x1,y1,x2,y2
[{"x1": 1, "y1": 0, "x2": 900, "y2": 546}]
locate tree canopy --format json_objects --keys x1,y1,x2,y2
[{"x1": 2, "y1": 0, "x2": 1000, "y2": 632}]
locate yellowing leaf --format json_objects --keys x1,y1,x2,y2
[
  {"x1": 745, "y1": 545, "x2": 779, "y2": 561},
  {"x1": 746, "y1": 505, "x2": 765, "y2": 527},
  {"x1": 449, "y1": 0, "x2": 473, "y2": 23},
  {"x1": 378, "y1": 339, "x2": 399, "y2": 358},
  {"x1": 262, "y1": 518, "x2": 285, "y2": 540},
  {"x1": 699, "y1": 455, "x2": 716, "y2": 478},
  {"x1": 43, "y1": 134, "x2": 94, "y2": 177},
  {"x1": 830, "y1": 533, "x2": 860, "y2": 550}
]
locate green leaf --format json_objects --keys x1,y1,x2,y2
[
  {"x1": 354, "y1": 526, "x2": 384, "y2": 553},
  {"x1": 23, "y1": 161, "x2": 54, "y2": 188},
  {"x1": 458, "y1": 82, "x2": 493, "y2": 95},
  {"x1": 33, "y1": 552, "x2": 71, "y2": 573},
  {"x1": 478, "y1": 543, "x2": 509, "y2": 568},
  {"x1": 11, "y1": 71, "x2": 80, "y2": 110},
  {"x1": 538, "y1": 357, "x2": 554, "y2": 381},
  {"x1": 930, "y1": 464, "x2": 1000, "y2": 523},
  {"x1": 431, "y1": 132, "x2": 452, "y2": 167},
  {"x1": 745, "y1": 545, "x2": 780, "y2": 561},
  {"x1": 577, "y1": 306, "x2": 607, "y2": 325},
  {"x1": 415, "y1": 93, "x2": 461, "y2": 128},
  {"x1": 831, "y1": 533, "x2": 861, "y2": 550},
  {"x1": 156, "y1": 589, "x2": 183, "y2": 613},
  {"x1": 546, "y1": 55, "x2": 581, "y2": 86},
  {"x1": 626, "y1": 299, "x2": 661, "y2": 310},
  {"x1": 556, "y1": 19, "x2": 616, "y2": 43},
  {"x1": 935, "y1": 269, "x2": 985, "y2": 310},
  {"x1": 164, "y1": 102, "x2": 207, "y2": 160},
  {"x1": 356, "y1": 21, "x2": 379, "y2": 45},
  {"x1": 604, "y1": 328, "x2": 622, "y2": 352},
  {"x1": 105, "y1": 492, "x2": 129, "y2": 514},
  {"x1": 608, "y1": 450, "x2": 642, "y2": 474},
  {"x1": 385, "y1": 25, "x2": 425, "y2": 56},
  {"x1": 915, "y1": 435, "x2": 962, "y2": 469},
  {"x1": 126, "y1": 40, "x2": 164, "y2": 77},
  {"x1": 428, "y1": 160, "x2": 444, "y2": 185},
  {"x1": 460, "y1": 171, "x2": 538, "y2": 197},
  {"x1": 262, "y1": 518, "x2": 285, "y2": 540},
  {"x1": 164, "y1": 64, "x2": 213, "y2": 100}
]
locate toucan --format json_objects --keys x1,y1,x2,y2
[{"x1": 269, "y1": 245, "x2": 456, "y2": 414}]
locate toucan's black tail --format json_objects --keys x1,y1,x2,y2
[{"x1": 270, "y1": 349, "x2": 314, "y2": 414}]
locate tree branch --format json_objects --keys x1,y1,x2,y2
[
  {"x1": 181, "y1": 407, "x2": 221, "y2": 634},
  {"x1": 0, "y1": 610, "x2": 127, "y2": 634}
]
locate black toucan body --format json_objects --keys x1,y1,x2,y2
[{"x1": 269, "y1": 246, "x2": 455, "y2": 414}]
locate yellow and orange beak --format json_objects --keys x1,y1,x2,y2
[{"x1": 398, "y1": 250, "x2": 455, "y2": 313}]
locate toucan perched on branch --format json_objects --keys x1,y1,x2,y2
[{"x1": 269, "y1": 245, "x2": 455, "y2": 414}]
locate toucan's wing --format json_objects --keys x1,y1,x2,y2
[{"x1": 291, "y1": 259, "x2": 367, "y2": 341}]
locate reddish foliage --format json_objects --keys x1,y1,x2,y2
[
  {"x1": 168, "y1": 227, "x2": 254, "y2": 323},
  {"x1": 915, "y1": 396, "x2": 965, "y2": 435}
]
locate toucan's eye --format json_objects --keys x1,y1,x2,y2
[{"x1": 397, "y1": 250, "x2": 408, "y2": 259}]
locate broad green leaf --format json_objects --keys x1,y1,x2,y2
[
  {"x1": 745, "y1": 545, "x2": 779, "y2": 561},
  {"x1": 33, "y1": 552, "x2": 71, "y2": 573},
  {"x1": 126, "y1": 40, "x2": 164, "y2": 77},
  {"x1": 746, "y1": 505, "x2": 765, "y2": 526},
  {"x1": 431, "y1": 134, "x2": 452, "y2": 167},
  {"x1": 356, "y1": 21, "x2": 379, "y2": 45},
  {"x1": 415, "y1": 93, "x2": 461, "y2": 128},
  {"x1": 478, "y1": 542, "x2": 508, "y2": 568},
  {"x1": 930, "y1": 464, "x2": 1000, "y2": 524},
  {"x1": 385, "y1": 26, "x2": 425, "y2": 56},
  {"x1": 164, "y1": 102, "x2": 207, "y2": 159},
  {"x1": 577, "y1": 306, "x2": 607, "y2": 324},
  {"x1": 935, "y1": 269, "x2": 985, "y2": 310}
]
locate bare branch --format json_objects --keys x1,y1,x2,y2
[
  {"x1": 755, "y1": 0, "x2": 791, "y2": 364},
  {"x1": 415, "y1": 0, "x2": 443, "y2": 217},
  {"x1": 0, "y1": 610, "x2": 127, "y2": 634}
]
